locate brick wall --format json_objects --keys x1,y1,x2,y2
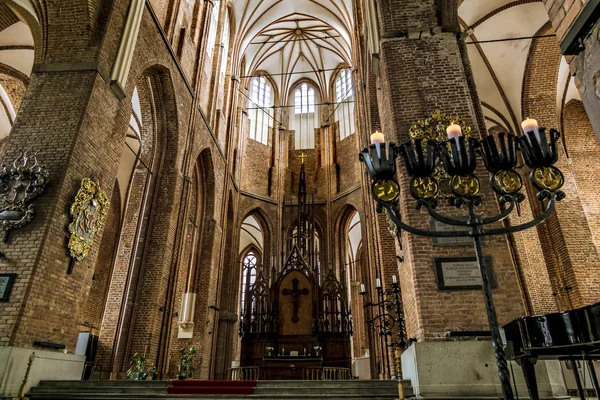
[{"x1": 543, "y1": 0, "x2": 589, "y2": 42}]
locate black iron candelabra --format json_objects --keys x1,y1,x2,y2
[
  {"x1": 359, "y1": 124, "x2": 565, "y2": 400},
  {"x1": 360, "y1": 276, "x2": 407, "y2": 398}
]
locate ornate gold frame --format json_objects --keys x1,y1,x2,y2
[{"x1": 68, "y1": 178, "x2": 109, "y2": 261}]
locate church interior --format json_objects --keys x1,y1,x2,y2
[{"x1": 1, "y1": 0, "x2": 600, "y2": 399}]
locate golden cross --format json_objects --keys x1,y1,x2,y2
[
  {"x1": 432, "y1": 109, "x2": 443, "y2": 120},
  {"x1": 299, "y1": 152, "x2": 307, "y2": 164}
]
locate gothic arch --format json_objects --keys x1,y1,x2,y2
[
  {"x1": 521, "y1": 25, "x2": 600, "y2": 310},
  {"x1": 334, "y1": 204, "x2": 361, "y2": 277},
  {"x1": 239, "y1": 207, "x2": 273, "y2": 269},
  {"x1": 95, "y1": 64, "x2": 182, "y2": 378}
]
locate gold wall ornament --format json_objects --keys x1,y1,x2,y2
[
  {"x1": 408, "y1": 110, "x2": 473, "y2": 199},
  {"x1": 68, "y1": 178, "x2": 109, "y2": 265},
  {"x1": 451, "y1": 175, "x2": 480, "y2": 197},
  {"x1": 531, "y1": 166, "x2": 564, "y2": 192},
  {"x1": 408, "y1": 109, "x2": 472, "y2": 143}
]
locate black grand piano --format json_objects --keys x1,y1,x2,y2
[{"x1": 504, "y1": 301, "x2": 600, "y2": 400}]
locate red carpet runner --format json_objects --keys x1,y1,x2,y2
[{"x1": 168, "y1": 380, "x2": 257, "y2": 396}]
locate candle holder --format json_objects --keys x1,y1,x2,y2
[
  {"x1": 360, "y1": 276, "x2": 406, "y2": 398},
  {"x1": 359, "y1": 124, "x2": 565, "y2": 400}
]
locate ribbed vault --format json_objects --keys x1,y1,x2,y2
[
  {"x1": 459, "y1": 0, "x2": 580, "y2": 133},
  {"x1": 232, "y1": 0, "x2": 353, "y2": 102}
]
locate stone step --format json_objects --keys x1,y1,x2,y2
[{"x1": 28, "y1": 379, "x2": 412, "y2": 400}]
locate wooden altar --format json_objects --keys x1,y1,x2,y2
[
  {"x1": 238, "y1": 162, "x2": 353, "y2": 379},
  {"x1": 261, "y1": 356, "x2": 323, "y2": 380}
]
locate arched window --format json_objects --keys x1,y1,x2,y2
[
  {"x1": 346, "y1": 211, "x2": 361, "y2": 278},
  {"x1": 291, "y1": 83, "x2": 318, "y2": 149},
  {"x1": 206, "y1": 0, "x2": 221, "y2": 57},
  {"x1": 249, "y1": 76, "x2": 273, "y2": 145},
  {"x1": 335, "y1": 68, "x2": 355, "y2": 140},
  {"x1": 219, "y1": 12, "x2": 230, "y2": 85},
  {"x1": 240, "y1": 251, "x2": 257, "y2": 312}
]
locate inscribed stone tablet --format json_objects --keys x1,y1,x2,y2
[{"x1": 434, "y1": 257, "x2": 496, "y2": 290}]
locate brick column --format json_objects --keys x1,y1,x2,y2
[
  {"x1": 374, "y1": 0, "x2": 527, "y2": 341},
  {"x1": 0, "y1": 68, "x2": 124, "y2": 348}
]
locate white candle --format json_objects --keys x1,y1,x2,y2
[
  {"x1": 392, "y1": 275, "x2": 398, "y2": 284},
  {"x1": 360, "y1": 283, "x2": 366, "y2": 293},
  {"x1": 371, "y1": 131, "x2": 385, "y2": 159},
  {"x1": 376, "y1": 278, "x2": 381, "y2": 288},
  {"x1": 446, "y1": 122, "x2": 462, "y2": 140},
  {"x1": 371, "y1": 131, "x2": 385, "y2": 144},
  {"x1": 521, "y1": 118, "x2": 541, "y2": 142}
]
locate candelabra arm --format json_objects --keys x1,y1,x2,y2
[
  {"x1": 420, "y1": 199, "x2": 477, "y2": 227},
  {"x1": 483, "y1": 191, "x2": 560, "y2": 236},
  {"x1": 381, "y1": 201, "x2": 472, "y2": 238},
  {"x1": 480, "y1": 198, "x2": 517, "y2": 225}
]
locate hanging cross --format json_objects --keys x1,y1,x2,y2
[
  {"x1": 299, "y1": 152, "x2": 307, "y2": 164},
  {"x1": 282, "y1": 278, "x2": 309, "y2": 323}
]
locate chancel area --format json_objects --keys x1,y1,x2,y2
[{"x1": 2, "y1": 0, "x2": 600, "y2": 399}]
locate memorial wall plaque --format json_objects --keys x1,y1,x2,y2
[
  {"x1": 429, "y1": 218, "x2": 476, "y2": 247},
  {"x1": 434, "y1": 257, "x2": 496, "y2": 290}
]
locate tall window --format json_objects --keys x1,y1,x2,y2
[
  {"x1": 248, "y1": 76, "x2": 273, "y2": 145},
  {"x1": 240, "y1": 252, "x2": 257, "y2": 313},
  {"x1": 335, "y1": 68, "x2": 355, "y2": 140},
  {"x1": 206, "y1": 0, "x2": 220, "y2": 57},
  {"x1": 291, "y1": 83, "x2": 318, "y2": 149},
  {"x1": 219, "y1": 13, "x2": 230, "y2": 85}
]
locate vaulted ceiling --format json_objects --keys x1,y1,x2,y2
[
  {"x1": 459, "y1": 0, "x2": 579, "y2": 133},
  {"x1": 0, "y1": 9, "x2": 34, "y2": 140},
  {"x1": 232, "y1": 0, "x2": 354, "y2": 103}
]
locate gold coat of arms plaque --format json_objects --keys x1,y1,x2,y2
[{"x1": 68, "y1": 178, "x2": 109, "y2": 267}]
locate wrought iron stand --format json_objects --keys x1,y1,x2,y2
[
  {"x1": 360, "y1": 277, "x2": 406, "y2": 398},
  {"x1": 359, "y1": 127, "x2": 566, "y2": 400}
]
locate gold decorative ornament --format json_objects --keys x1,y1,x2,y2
[
  {"x1": 491, "y1": 170, "x2": 522, "y2": 195},
  {"x1": 531, "y1": 167, "x2": 564, "y2": 192},
  {"x1": 68, "y1": 178, "x2": 109, "y2": 262},
  {"x1": 408, "y1": 109, "x2": 472, "y2": 143},
  {"x1": 451, "y1": 175, "x2": 480, "y2": 197},
  {"x1": 408, "y1": 110, "x2": 473, "y2": 198},
  {"x1": 372, "y1": 180, "x2": 400, "y2": 202},
  {"x1": 409, "y1": 176, "x2": 438, "y2": 199}
]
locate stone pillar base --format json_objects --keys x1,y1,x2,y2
[
  {"x1": 0, "y1": 346, "x2": 85, "y2": 398},
  {"x1": 401, "y1": 341, "x2": 568, "y2": 399}
]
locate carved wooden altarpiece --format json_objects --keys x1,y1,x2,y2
[{"x1": 238, "y1": 162, "x2": 352, "y2": 378}]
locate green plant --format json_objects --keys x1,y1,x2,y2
[
  {"x1": 177, "y1": 345, "x2": 197, "y2": 380},
  {"x1": 126, "y1": 353, "x2": 156, "y2": 381}
]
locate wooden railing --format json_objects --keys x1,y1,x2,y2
[
  {"x1": 225, "y1": 366, "x2": 260, "y2": 380},
  {"x1": 226, "y1": 366, "x2": 352, "y2": 381},
  {"x1": 322, "y1": 367, "x2": 352, "y2": 380}
]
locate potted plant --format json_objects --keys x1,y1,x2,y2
[
  {"x1": 126, "y1": 353, "x2": 156, "y2": 381},
  {"x1": 177, "y1": 345, "x2": 197, "y2": 380}
]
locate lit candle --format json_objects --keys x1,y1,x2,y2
[
  {"x1": 392, "y1": 275, "x2": 398, "y2": 284},
  {"x1": 371, "y1": 131, "x2": 385, "y2": 144},
  {"x1": 371, "y1": 131, "x2": 385, "y2": 159},
  {"x1": 376, "y1": 278, "x2": 381, "y2": 288},
  {"x1": 360, "y1": 283, "x2": 366, "y2": 293},
  {"x1": 446, "y1": 122, "x2": 462, "y2": 140},
  {"x1": 521, "y1": 118, "x2": 541, "y2": 142}
]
